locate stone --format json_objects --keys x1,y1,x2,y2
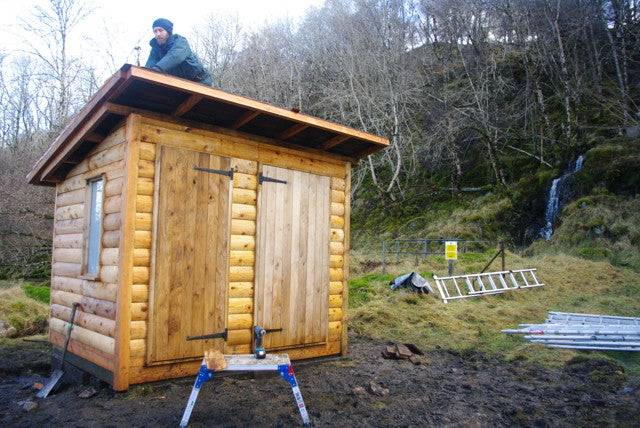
[
  {"x1": 78, "y1": 387, "x2": 97, "y2": 399},
  {"x1": 368, "y1": 381, "x2": 389, "y2": 397},
  {"x1": 18, "y1": 400, "x2": 38, "y2": 412},
  {"x1": 352, "y1": 386, "x2": 367, "y2": 396}
]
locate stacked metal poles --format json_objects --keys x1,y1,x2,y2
[{"x1": 502, "y1": 311, "x2": 640, "y2": 351}]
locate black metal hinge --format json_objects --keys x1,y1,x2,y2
[
  {"x1": 186, "y1": 329, "x2": 228, "y2": 342},
  {"x1": 259, "y1": 172, "x2": 287, "y2": 185},
  {"x1": 193, "y1": 165, "x2": 234, "y2": 179}
]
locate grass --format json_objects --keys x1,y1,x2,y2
[
  {"x1": 347, "y1": 249, "x2": 640, "y2": 376},
  {"x1": 0, "y1": 280, "x2": 50, "y2": 338}
]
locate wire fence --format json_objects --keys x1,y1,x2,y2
[{"x1": 380, "y1": 238, "x2": 494, "y2": 273}]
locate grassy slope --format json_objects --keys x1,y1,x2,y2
[
  {"x1": 347, "y1": 250, "x2": 640, "y2": 376},
  {"x1": 0, "y1": 280, "x2": 50, "y2": 337}
]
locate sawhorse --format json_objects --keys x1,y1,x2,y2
[{"x1": 179, "y1": 354, "x2": 310, "y2": 427}]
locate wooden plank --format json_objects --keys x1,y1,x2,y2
[
  {"x1": 50, "y1": 330, "x2": 115, "y2": 372},
  {"x1": 51, "y1": 276, "x2": 118, "y2": 302},
  {"x1": 173, "y1": 93, "x2": 203, "y2": 117},
  {"x1": 113, "y1": 113, "x2": 140, "y2": 391},
  {"x1": 233, "y1": 173, "x2": 258, "y2": 190},
  {"x1": 138, "y1": 120, "x2": 348, "y2": 178},
  {"x1": 230, "y1": 219, "x2": 255, "y2": 236},
  {"x1": 129, "y1": 67, "x2": 389, "y2": 146},
  {"x1": 231, "y1": 158, "x2": 258, "y2": 175},
  {"x1": 230, "y1": 110, "x2": 260, "y2": 130},
  {"x1": 278, "y1": 123, "x2": 308, "y2": 141},
  {"x1": 50, "y1": 317, "x2": 115, "y2": 354},
  {"x1": 148, "y1": 145, "x2": 230, "y2": 363},
  {"x1": 28, "y1": 69, "x2": 129, "y2": 185},
  {"x1": 50, "y1": 290, "x2": 117, "y2": 320},
  {"x1": 229, "y1": 282, "x2": 253, "y2": 298},
  {"x1": 255, "y1": 165, "x2": 330, "y2": 349},
  {"x1": 232, "y1": 188, "x2": 257, "y2": 205},
  {"x1": 51, "y1": 304, "x2": 115, "y2": 337},
  {"x1": 321, "y1": 134, "x2": 350, "y2": 150},
  {"x1": 341, "y1": 163, "x2": 351, "y2": 355}
]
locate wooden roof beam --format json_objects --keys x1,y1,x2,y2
[
  {"x1": 321, "y1": 134, "x2": 351, "y2": 150},
  {"x1": 231, "y1": 110, "x2": 260, "y2": 130},
  {"x1": 278, "y1": 123, "x2": 308, "y2": 141},
  {"x1": 173, "y1": 93, "x2": 204, "y2": 117},
  {"x1": 84, "y1": 132, "x2": 104, "y2": 143},
  {"x1": 39, "y1": 103, "x2": 123, "y2": 182}
]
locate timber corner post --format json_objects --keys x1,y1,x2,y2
[
  {"x1": 341, "y1": 163, "x2": 351, "y2": 356},
  {"x1": 113, "y1": 113, "x2": 142, "y2": 391}
]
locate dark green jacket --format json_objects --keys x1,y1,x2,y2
[{"x1": 145, "y1": 34, "x2": 212, "y2": 85}]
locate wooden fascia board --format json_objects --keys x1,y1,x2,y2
[
  {"x1": 106, "y1": 102, "x2": 358, "y2": 164},
  {"x1": 27, "y1": 67, "x2": 131, "y2": 185},
  {"x1": 128, "y1": 66, "x2": 390, "y2": 147},
  {"x1": 38, "y1": 104, "x2": 115, "y2": 182}
]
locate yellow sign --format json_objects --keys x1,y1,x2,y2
[{"x1": 445, "y1": 241, "x2": 458, "y2": 260}]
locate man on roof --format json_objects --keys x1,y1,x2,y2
[{"x1": 145, "y1": 18, "x2": 213, "y2": 86}]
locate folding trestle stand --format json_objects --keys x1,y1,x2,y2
[{"x1": 179, "y1": 354, "x2": 311, "y2": 427}]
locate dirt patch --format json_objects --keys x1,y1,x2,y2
[{"x1": 1, "y1": 334, "x2": 639, "y2": 426}]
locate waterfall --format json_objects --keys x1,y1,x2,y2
[{"x1": 539, "y1": 155, "x2": 585, "y2": 241}]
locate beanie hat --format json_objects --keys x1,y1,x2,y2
[{"x1": 152, "y1": 18, "x2": 173, "y2": 34}]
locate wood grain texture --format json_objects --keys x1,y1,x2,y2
[
  {"x1": 255, "y1": 165, "x2": 330, "y2": 349},
  {"x1": 148, "y1": 145, "x2": 230, "y2": 363}
]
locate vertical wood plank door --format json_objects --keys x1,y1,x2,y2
[
  {"x1": 255, "y1": 165, "x2": 330, "y2": 349},
  {"x1": 148, "y1": 146, "x2": 231, "y2": 363}
]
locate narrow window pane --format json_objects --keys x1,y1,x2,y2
[{"x1": 87, "y1": 179, "x2": 103, "y2": 276}]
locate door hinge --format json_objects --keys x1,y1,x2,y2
[
  {"x1": 193, "y1": 165, "x2": 234, "y2": 179},
  {"x1": 259, "y1": 172, "x2": 287, "y2": 185}
]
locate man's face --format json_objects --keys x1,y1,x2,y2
[{"x1": 153, "y1": 27, "x2": 169, "y2": 45}]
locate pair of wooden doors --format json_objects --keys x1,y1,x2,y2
[{"x1": 148, "y1": 146, "x2": 330, "y2": 364}]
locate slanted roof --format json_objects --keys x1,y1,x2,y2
[{"x1": 27, "y1": 64, "x2": 389, "y2": 186}]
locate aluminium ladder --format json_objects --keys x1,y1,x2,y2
[{"x1": 433, "y1": 268, "x2": 543, "y2": 303}]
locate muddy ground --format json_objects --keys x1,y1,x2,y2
[{"x1": 1, "y1": 334, "x2": 640, "y2": 427}]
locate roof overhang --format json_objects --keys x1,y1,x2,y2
[{"x1": 27, "y1": 64, "x2": 389, "y2": 186}]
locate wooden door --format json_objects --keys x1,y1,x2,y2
[
  {"x1": 255, "y1": 165, "x2": 331, "y2": 349},
  {"x1": 148, "y1": 146, "x2": 231, "y2": 363}
]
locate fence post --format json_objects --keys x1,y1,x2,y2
[
  {"x1": 381, "y1": 241, "x2": 386, "y2": 274},
  {"x1": 500, "y1": 240, "x2": 505, "y2": 271}
]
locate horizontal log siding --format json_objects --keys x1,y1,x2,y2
[{"x1": 49, "y1": 126, "x2": 125, "y2": 371}]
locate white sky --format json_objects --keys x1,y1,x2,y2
[{"x1": 1, "y1": 0, "x2": 324, "y2": 81}]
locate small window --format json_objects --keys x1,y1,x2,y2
[{"x1": 86, "y1": 178, "x2": 104, "y2": 277}]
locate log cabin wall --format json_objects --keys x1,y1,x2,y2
[
  {"x1": 49, "y1": 125, "x2": 126, "y2": 378},
  {"x1": 122, "y1": 114, "x2": 350, "y2": 386}
]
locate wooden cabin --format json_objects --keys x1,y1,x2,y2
[{"x1": 27, "y1": 64, "x2": 388, "y2": 391}]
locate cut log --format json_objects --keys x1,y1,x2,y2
[
  {"x1": 230, "y1": 235, "x2": 255, "y2": 251},
  {"x1": 228, "y1": 313, "x2": 253, "y2": 330},
  {"x1": 130, "y1": 321, "x2": 147, "y2": 339},
  {"x1": 52, "y1": 262, "x2": 82, "y2": 277},
  {"x1": 229, "y1": 282, "x2": 253, "y2": 298},
  {"x1": 103, "y1": 213, "x2": 121, "y2": 231},
  {"x1": 229, "y1": 266, "x2": 253, "y2": 282},
  {"x1": 229, "y1": 250, "x2": 254, "y2": 266},
  {"x1": 228, "y1": 297, "x2": 253, "y2": 314},
  {"x1": 231, "y1": 219, "x2": 256, "y2": 236},
  {"x1": 54, "y1": 233, "x2": 83, "y2": 249},
  {"x1": 49, "y1": 317, "x2": 115, "y2": 355},
  {"x1": 233, "y1": 173, "x2": 258, "y2": 190},
  {"x1": 232, "y1": 189, "x2": 257, "y2": 205},
  {"x1": 53, "y1": 248, "x2": 82, "y2": 264},
  {"x1": 232, "y1": 203, "x2": 256, "y2": 220},
  {"x1": 51, "y1": 304, "x2": 115, "y2": 337},
  {"x1": 102, "y1": 230, "x2": 120, "y2": 248}
]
